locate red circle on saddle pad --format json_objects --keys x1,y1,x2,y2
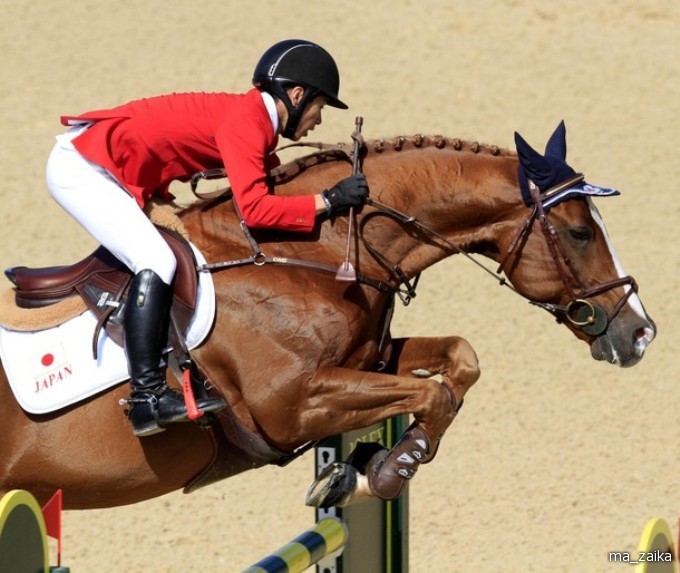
[{"x1": 41, "y1": 354, "x2": 54, "y2": 367}]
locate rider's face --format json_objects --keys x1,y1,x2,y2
[
  {"x1": 282, "y1": 86, "x2": 327, "y2": 141},
  {"x1": 291, "y1": 94, "x2": 326, "y2": 141}
]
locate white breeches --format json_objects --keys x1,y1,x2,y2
[{"x1": 45, "y1": 126, "x2": 177, "y2": 285}]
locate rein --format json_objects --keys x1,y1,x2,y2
[
  {"x1": 359, "y1": 198, "x2": 511, "y2": 303},
  {"x1": 189, "y1": 161, "x2": 394, "y2": 295},
  {"x1": 357, "y1": 175, "x2": 636, "y2": 337},
  {"x1": 194, "y1": 194, "x2": 394, "y2": 295},
  {"x1": 189, "y1": 150, "x2": 635, "y2": 338}
]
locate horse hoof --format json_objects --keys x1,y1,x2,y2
[
  {"x1": 305, "y1": 462, "x2": 358, "y2": 508},
  {"x1": 306, "y1": 462, "x2": 375, "y2": 508},
  {"x1": 305, "y1": 462, "x2": 375, "y2": 507}
]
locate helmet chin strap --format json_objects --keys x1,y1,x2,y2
[{"x1": 281, "y1": 87, "x2": 318, "y2": 139}]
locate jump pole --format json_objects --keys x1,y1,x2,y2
[
  {"x1": 314, "y1": 415, "x2": 409, "y2": 573},
  {"x1": 243, "y1": 517, "x2": 348, "y2": 573}
]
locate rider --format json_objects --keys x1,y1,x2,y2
[{"x1": 46, "y1": 39, "x2": 369, "y2": 437}]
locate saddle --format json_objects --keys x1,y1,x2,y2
[
  {"x1": 3, "y1": 224, "x2": 275, "y2": 474},
  {"x1": 4, "y1": 227, "x2": 198, "y2": 353}
]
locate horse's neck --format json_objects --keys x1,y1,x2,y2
[
  {"x1": 178, "y1": 139, "x2": 522, "y2": 279},
  {"x1": 360, "y1": 146, "x2": 521, "y2": 277}
]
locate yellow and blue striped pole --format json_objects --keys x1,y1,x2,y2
[{"x1": 243, "y1": 517, "x2": 348, "y2": 573}]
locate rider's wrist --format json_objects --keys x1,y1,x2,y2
[{"x1": 320, "y1": 191, "x2": 332, "y2": 216}]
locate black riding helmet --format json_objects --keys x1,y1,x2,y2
[{"x1": 252, "y1": 39, "x2": 348, "y2": 139}]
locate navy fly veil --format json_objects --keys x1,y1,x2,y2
[{"x1": 515, "y1": 120, "x2": 620, "y2": 209}]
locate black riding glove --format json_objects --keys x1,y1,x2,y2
[{"x1": 322, "y1": 174, "x2": 369, "y2": 216}]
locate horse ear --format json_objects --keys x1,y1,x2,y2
[
  {"x1": 544, "y1": 120, "x2": 567, "y2": 160},
  {"x1": 514, "y1": 131, "x2": 551, "y2": 180}
]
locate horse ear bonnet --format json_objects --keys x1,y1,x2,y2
[
  {"x1": 514, "y1": 121, "x2": 620, "y2": 208},
  {"x1": 515, "y1": 120, "x2": 577, "y2": 205}
]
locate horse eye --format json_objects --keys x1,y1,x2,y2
[{"x1": 568, "y1": 226, "x2": 593, "y2": 244}]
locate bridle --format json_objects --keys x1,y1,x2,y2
[
  {"x1": 495, "y1": 174, "x2": 638, "y2": 335},
  {"x1": 190, "y1": 166, "x2": 637, "y2": 339}
]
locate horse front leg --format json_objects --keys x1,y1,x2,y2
[
  {"x1": 386, "y1": 335, "x2": 480, "y2": 437},
  {"x1": 364, "y1": 336, "x2": 480, "y2": 498},
  {"x1": 306, "y1": 335, "x2": 480, "y2": 507}
]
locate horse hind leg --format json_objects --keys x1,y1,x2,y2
[{"x1": 306, "y1": 335, "x2": 479, "y2": 507}]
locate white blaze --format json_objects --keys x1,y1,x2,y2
[{"x1": 586, "y1": 198, "x2": 649, "y2": 322}]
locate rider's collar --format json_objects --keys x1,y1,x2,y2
[{"x1": 260, "y1": 91, "x2": 279, "y2": 136}]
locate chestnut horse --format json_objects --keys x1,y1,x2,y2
[{"x1": 0, "y1": 122, "x2": 656, "y2": 509}]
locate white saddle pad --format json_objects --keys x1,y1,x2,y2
[{"x1": 0, "y1": 244, "x2": 216, "y2": 414}]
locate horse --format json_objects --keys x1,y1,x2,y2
[{"x1": 0, "y1": 121, "x2": 656, "y2": 509}]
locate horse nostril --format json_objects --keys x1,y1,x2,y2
[{"x1": 633, "y1": 325, "x2": 655, "y2": 352}]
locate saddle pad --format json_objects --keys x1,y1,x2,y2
[{"x1": 0, "y1": 244, "x2": 216, "y2": 415}]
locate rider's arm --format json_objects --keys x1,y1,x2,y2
[{"x1": 216, "y1": 111, "x2": 317, "y2": 231}]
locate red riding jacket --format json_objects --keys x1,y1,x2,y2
[{"x1": 61, "y1": 88, "x2": 316, "y2": 232}]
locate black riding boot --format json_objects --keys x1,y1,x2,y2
[{"x1": 124, "y1": 269, "x2": 225, "y2": 437}]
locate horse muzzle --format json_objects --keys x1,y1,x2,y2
[
  {"x1": 531, "y1": 293, "x2": 657, "y2": 367},
  {"x1": 589, "y1": 313, "x2": 656, "y2": 367}
]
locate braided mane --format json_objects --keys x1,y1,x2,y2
[
  {"x1": 362, "y1": 134, "x2": 513, "y2": 157},
  {"x1": 288, "y1": 134, "x2": 513, "y2": 159}
]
